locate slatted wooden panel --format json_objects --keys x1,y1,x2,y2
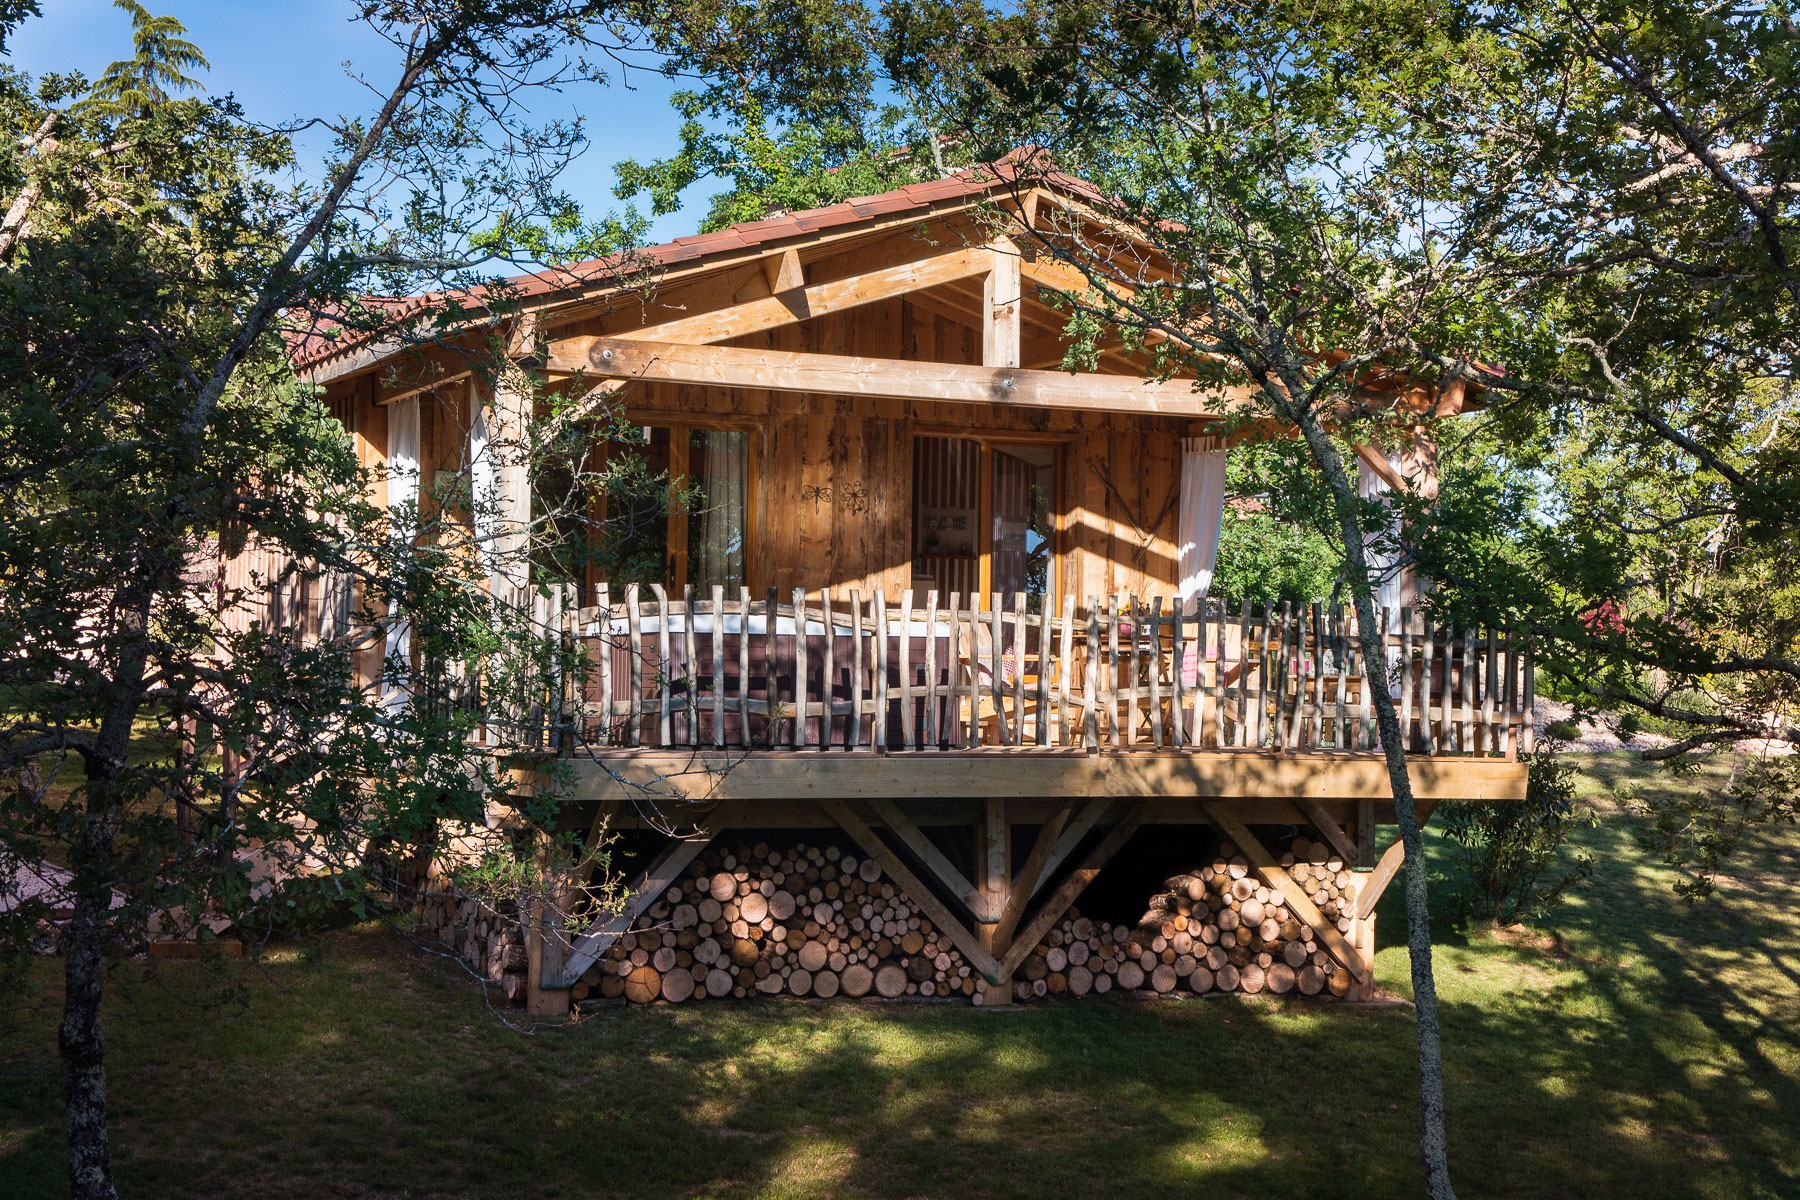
[{"x1": 572, "y1": 593, "x2": 1535, "y2": 758}]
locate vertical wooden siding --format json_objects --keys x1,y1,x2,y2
[{"x1": 608, "y1": 295, "x2": 1187, "y2": 601}]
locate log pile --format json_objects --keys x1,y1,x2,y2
[
  {"x1": 1011, "y1": 836, "x2": 1359, "y2": 1000},
  {"x1": 579, "y1": 833, "x2": 1361, "y2": 1006},
  {"x1": 575, "y1": 839, "x2": 981, "y2": 1004},
  {"x1": 413, "y1": 866, "x2": 531, "y2": 1003}
]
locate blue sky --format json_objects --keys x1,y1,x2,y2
[{"x1": 5, "y1": 0, "x2": 724, "y2": 243}]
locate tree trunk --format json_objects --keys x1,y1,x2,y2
[
  {"x1": 1288, "y1": 403, "x2": 1457, "y2": 1200},
  {"x1": 61, "y1": 833, "x2": 117, "y2": 1200}
]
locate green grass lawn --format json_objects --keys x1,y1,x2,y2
[{"x1": 3, "y1": 752, "x2": 1798, "y2": 1199}]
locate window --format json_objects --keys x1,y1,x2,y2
[
  {"x1": 606, "y1": 424, "x2": 751, "y2": 595},
  {"x1": 913, "y1": 436, "x2": 1060, "y2": 608},
  {"x1": 991, "y1": 444, "x2": 1056, "y2": 603}
]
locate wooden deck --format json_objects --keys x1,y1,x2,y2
[
  {"x1": 541, "y1": 589, "x2": 1530, "y2": 1009},
  {"x1": 572, "y1": 749, "x2": 1528, "y2": 809}
]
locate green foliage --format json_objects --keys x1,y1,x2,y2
[
  {"x1": 1212, "y1": 511, "x2": 1337, "y2": 609},
  {"x1": 75, "y1": 0, "x2": 208, "y2": 117},
  {"x1": 1440, "y1": 738, "x2": 1594, "y2": 925},
  {"x1": 610, "y1": 0, "x2": 897, "y2": 230}
]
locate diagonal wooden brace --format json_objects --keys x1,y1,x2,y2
[
  {"x1": 991, "y1": 800, "x2": 1075, "y2": 948},
  {"x1": 1355, "y1": 799, "x2": 1439, "y2": 921},
  {"x1": 817, "y1": 797, "x2": 1002, "y2": 981},
  {"x1": 1033, "y1": 797, "x2": 1119, "y2": 895},
  {"x1": 562, "y1": 830, "x2": 716, "y2": 982},
  {"x1": 1295, "y1": 797, "x2": 1361, "y2": 865},
  {"x1": 998, "y1": 805, "x2": 1148, "y2": 980},
  {"x1": 1202, "y1": 801, "x2": 1369, "y2": 983},
  {"x1": 862, "y1": 795, "x2": 988, "y2": 920}
]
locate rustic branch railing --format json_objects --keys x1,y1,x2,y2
[{"x1": 573, "y1": 586, "x2": 1534, "y2": 758}]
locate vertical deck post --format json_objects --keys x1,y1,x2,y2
[
  {"x1": 765, "y1": 587, "x2": 781, "y2": 746},
  {"x1": 873, "y1": 588, "x2": 889, "y2": 749},
  {"x1": 736, "y1": 587, "x2": 751, "y2": 748},
  {"x1": 793, "y1": 587, "x2": 809, "y2": 749},
  {"x1": 822, "y1": 589, "x2": 837, "y2": 749},
  {"x1": 711, "y1": 585, "x2": 725, "y2": 748},
  {"x1": 1057, "y1": 594, "x2": 1074, "y2": 747},
  {"x1": 924, "y1": 590, "x2": 940, "y2": 747},
  {"x1": 848, "y1": 589, "x2": 864, "y2": 751},
  {"x1": 977, "y1": 796, "x2": 1013, "y2": 1005}
]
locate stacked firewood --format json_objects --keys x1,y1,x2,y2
[
  {"x1": 578, "y1": 834, "x2": 1359, "y2": 1005},
  {"x1": 1012, "y1": 837, "x2": 1359, "y2": 1000},
  {"x1": 414, "y1": 869, "x2": 531, "y2": 1003},
  {"x1": 574, "y1": 840, "x2": 981, "y2": 1004}
]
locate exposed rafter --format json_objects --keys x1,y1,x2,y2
[{"x1": 606, "y1": 247, "x2": 990, "y2": 347}]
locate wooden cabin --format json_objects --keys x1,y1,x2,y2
[{"x1": 287, "y1": 166, "x2": 1532, "y2": 1011}]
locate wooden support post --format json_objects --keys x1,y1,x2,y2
[
  {"x1": 1201, "y1": 801, "x2": 1369, "y2": 983},
  {"x1": 977, "y1": 796, "x2": 1012, "y2": 1003},
  {"x1": 1346, "y1": 914, "x2": 1380, "y2": 1002},
  {"x1": 1356, "y1": 797, "x2": 1376, "y2": 870},
  {"x1": 982, "y1": 236, "x2": 1021, "y2": 369},
  {"x1": 997, "y1": 805, "x2": 1148, "y2": 979},
  {"x1": 991, "y1": 801, "x2": 1075, "y2": 949},
  {"x1": 525, "y1": 890, "x2": 570, "y2": 1016}
]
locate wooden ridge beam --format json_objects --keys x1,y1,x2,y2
[
  {"x1": 561, "y1": 831, "x2": 716, "y2": 983},
  {"x1": 545, "y1": 336, "x2": 1249, "y2": 419},
  {"x1": 1201, "y1": 801, "x2": 1368, "y2": 983},
  {"x1": 816, "y1": 796, "x2": 1002, "y2": 980},
  {"x1": 998, "y1": 805, "x2": 1148, "y2": 980},
  {"x1": 762, "y1": 246, "x2": 804, "y2": 294}
]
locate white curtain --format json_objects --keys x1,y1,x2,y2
[
  {"x1": 689, "y1": 429, "x2": 748, "y2": 592},
  {"x1": 1355, "y1": 445, "x2": 1411, "y2": 615},
  {"x1": 468, "y1": 385, "x2": 498, "y2": 575},
  {"x1": 1177, "y1": 435, "x2": 1228, "y2": 612},
  {"x1": 384, "y1": 396, "x2": 420, "y2": 704},
  {"x1": 1178, "y1": 435, "x2": 1228, "y2": 691}
]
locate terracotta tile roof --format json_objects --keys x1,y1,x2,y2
[{"x1": 288, "y1": 157, "x2": 1100, "y2": 375}]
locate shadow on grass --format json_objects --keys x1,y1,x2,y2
[{"x1": 4, "y1": 753, "x2": 1798, "y2": 1199}]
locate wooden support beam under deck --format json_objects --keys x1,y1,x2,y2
[
  {"x1": 561, "y1": 831, "x2": 716, "y2": 983},
  {"x1": 570, "y1": 751, "x2": 1529, "y2": 806},
  {"x1": 545, "y1": 336, "x2": 1252, "y2": 419},
  {"x1": 1202, "y1": 801, "x2": 1369, "y2": 983},
  {"x1": 816, "y1": 797, "x2": 1002, "y2": 981}
]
